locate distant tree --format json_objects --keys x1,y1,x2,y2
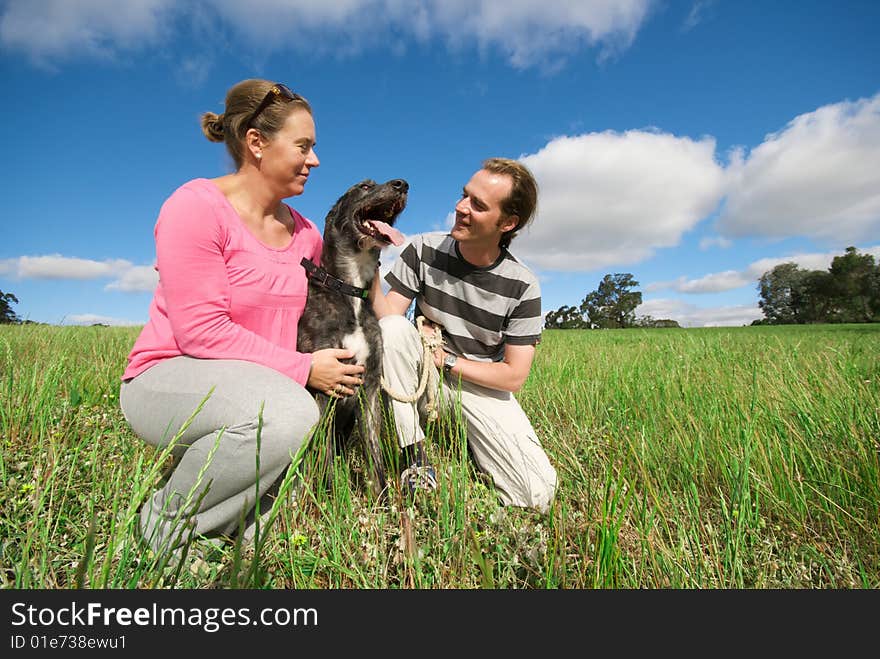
[
  {"x1": 579, "y1": 273, "x2": 642, "y2": 329},
  {"x1": 828, "y1": 246, "x2": 879, "y2": 323},
  {"x1": 757, "y1": 262, "x2": 808, "y2": 324},
  {"x1": 798, "y1": 270, "x2": 836, "y2": 323},
  {"x1": 636, "y1": 316, "x2": 681, "y2": 328},
  {"x1": 756, "y1": 247, "x2": 880, "y2": 325},
  {"x1": 0, "y1": 290, "x2": 20, "y2": 324},
  {"x1": 543, "y1": 305, "x2": 588, "y2": 329}
]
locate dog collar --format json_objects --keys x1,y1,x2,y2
[{"x1": 301, "y1": 258, "x2": 370, "y2": 300}]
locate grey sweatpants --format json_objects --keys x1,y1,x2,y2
[
  {"x1": 120, "y1": 357, "x2": 319, "y2": 554},
  {"x1": 380, "y1": 315, "x2": 557, "y2": 513}
]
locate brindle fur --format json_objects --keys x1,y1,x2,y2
[{"x1": 297, "y1": 178, "x2": 408, "y2": 498}]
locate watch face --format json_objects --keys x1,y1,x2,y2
[{"x1": 444, "y1": 354, "x2": 457, "y2": 371}]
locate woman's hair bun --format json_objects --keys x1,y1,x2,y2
[{"x1": 200, "y1": 112, "x2": 225, "y2": 142}]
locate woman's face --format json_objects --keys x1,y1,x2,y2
[{"x1": 260, "y1": 108, "x2": 320, "y2": 198}]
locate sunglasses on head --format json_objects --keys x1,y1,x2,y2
[{"x1": 246, "y1": 83, "x2": 300, "y2": 128}]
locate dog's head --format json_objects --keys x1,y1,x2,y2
[{"x1": 325, "y1": 178, "x2": 408, "y2": 251}]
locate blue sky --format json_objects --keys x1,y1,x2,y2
[{"x1": 1, "y1": 0, "x2": 878, "y2": 327}]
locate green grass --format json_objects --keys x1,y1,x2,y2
[{"x1": 1, "y1": 323, "x2": 878, "y2": 588}]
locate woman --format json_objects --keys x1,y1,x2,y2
[{"x1": 120, "y1": 79, "x2": 364, "y2": 555}]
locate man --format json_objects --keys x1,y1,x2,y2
[{"x1": 372, "y1": 157, "x2": 557, "y2": 513}]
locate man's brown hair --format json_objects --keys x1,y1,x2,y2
[{"x1": 482, "y1": 158, "x2": 538, "y2": 249}]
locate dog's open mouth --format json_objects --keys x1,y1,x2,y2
[{"x1": 358, "y1": 199, "x2": 406, "y2": 246}]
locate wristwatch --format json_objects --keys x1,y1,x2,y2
[{"x1": 443, "y1": 352, "x2": 458, "y2": 374}]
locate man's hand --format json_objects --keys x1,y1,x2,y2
[{"x1": 417, "y1": 320, "x2": 447, "y2": 368}]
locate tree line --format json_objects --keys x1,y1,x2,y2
[
  {"x1": 754, "y1": 246, "x2": 879, "y2": 325},
  {"x1": 544, "y1": 246, "x2": 879, "y2": 330},
  {"x1": 544, "y1": 273, "x2": 680, "y2": 329},
  {"x1": 6, "y1": 246, "x2": 876, "y2": 330}
]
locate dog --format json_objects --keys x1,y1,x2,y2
[{"x1": 297, "y1": 178, "x2": 407, "y2": 498}]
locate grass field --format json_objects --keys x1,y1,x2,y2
[{"x1": 1, "y1": 323, "x2": 878, "y2": 589}]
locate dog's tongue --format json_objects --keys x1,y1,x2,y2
[{"x1": 368, "y1": 220, "x2": 405, "y2": 246}]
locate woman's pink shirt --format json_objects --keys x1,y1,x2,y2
[{"x1": 122, "y1": 178, "x2": 323, "y2": 386}]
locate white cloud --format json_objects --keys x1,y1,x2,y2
[
  {"x1": 0, "y1": 0, "x2": 175, "y2": 68},
  {"x1": 682, "y1": 0, "x2": 716, "y2": 32},
  {"x1": 378, "y1": 243, "x2": 404, "y2": 281},
  {"x1": 440, "y1": 211, "x2": 455, "y2": 231},
  {"x1": 0, "y1": 255, "x2": 158, "y2": 292},
  {"x1": 174, "y1": 55, "x2": 213, "y2": 87},
  {"x1": 718, "y1": 93, "x2": 880, "y2": 245},
  {"x1": 412, "y1": 0, "x2": 654, "y2": 68},
  {"x1": 637, "y1": 298, "x2": 762, "y2": 328},
  {"x1": 0, "y1": 255, "x2": 133, "y2": 280},
  {"x1": 105, "y1": 266, "x2": 159, "y2": 293},
  {"x1": 1, "y1": 0, "x2": 655, "y2": 70},
  {"x1": 646, "y1": 244, "x2": 880, "y2": 294},
  {"x1": 517, "y1": 129, "x2": 725, "y2": 271},
  {"x1": 482, "y1": 94, "x2": 880, "y2": 281},
  {"x1": 699, "y1": 236, "x2": 731, "y2": 250},
  {"x1": 741, "y1": 245, "x2": 880, "y2": 279},
  {"x1": 646, "y1": 270, "x2": 751, "y2": 294},
  {"x1": 64, "y1": 314, "x2": 144, "y2": 327}
]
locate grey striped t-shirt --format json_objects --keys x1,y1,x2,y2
[{"x1": 385, "y1": 232, "x2": 542, "y2": 362}]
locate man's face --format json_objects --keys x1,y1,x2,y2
[{"x1": 451, "y1": 169, "x2": 517, "y2": 248}]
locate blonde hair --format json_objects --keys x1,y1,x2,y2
[{"x1": 200, "y1": 79, "x2": 312, "y2": 169}]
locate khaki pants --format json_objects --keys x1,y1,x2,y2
[{"x1": 380, "y1": 315, "x2": 557, "y2": 513}]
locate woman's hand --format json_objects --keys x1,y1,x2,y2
[{"x1": 307, "y1": 348, "x2": 365, "y2": 398}]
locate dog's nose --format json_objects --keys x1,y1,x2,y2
[{"x1": 389, "y1": 179, "x2": 408, "y2": 193}]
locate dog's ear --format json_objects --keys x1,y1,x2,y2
[
  {"x1": 325, "y1": 180, "x2": 365, "y2": 227},
  {"x1": 325, "y1": 195, "x2": 348, "y2": 227},
  {"x1": 325, "y1": 178, "x2": 386, "y2": 228}
]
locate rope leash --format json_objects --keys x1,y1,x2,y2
[{"x1": 381, "y1": 316, "x2": 443, "y2": 421}]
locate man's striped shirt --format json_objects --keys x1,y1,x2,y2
[{"x1": 385, "y1": 232, "x2": 542, "y2": 362}]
